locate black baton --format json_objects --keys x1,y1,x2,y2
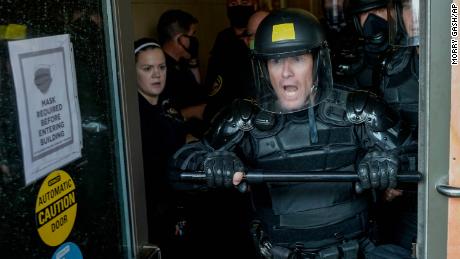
[{"x1": 180, "y1": 170, "x2": 422, "y2": 183}]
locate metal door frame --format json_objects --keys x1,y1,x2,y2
[
  {"x1": 419, "y1": 0, "x2": 451, "y2": 258},
  {"x1": 106, "y1": 0, "x2": 149, "y2": 257},
  {"x1": 110, "y1": 0, "x2": 456, "y2": 257}
]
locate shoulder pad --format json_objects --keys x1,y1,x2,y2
[
  {"x1": 254, "y1": 110, "x2": 277, "y2": 131},
  {"x1": 317, "y1": 86, "x2": 352, "y2": 126},
  {"x1": 204, "y1": 99, "x2": 258, "y2": 149},
  {"x1": 384, "y1": 47, "x2": 414, "y2": 76},
  {"x1": 346, "y1": 91, "x2": 398, "y2": 131}
]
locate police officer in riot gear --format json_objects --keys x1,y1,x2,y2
[
  {"x1": 171, "y1": 8, "x2": 413, "y2": 259},
  {"x1": 336, "y1": 0, "x2": 390, "y2": 90},
  {"x1": 320, "y1": 0, "x2": 366, "y2": 92},
  {"x1": 373, "y1": 0, "x2": 420, "y2": 251},
  {"x1": 349, "y1": 0, "x2": 391, "y2": 58},
  {"x1": 382, "y1": 0, "x2": 419, "y2": 130}
]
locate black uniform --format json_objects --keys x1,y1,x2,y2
[
  {"x1": 376, "y1": 0, "x2": 420, "y2": 248},
  {"x1": 375, "y1": 46, "x2": 419, "y2": 251},
  {"x1": 343, "y1": 0, "x2": 393, "y2": 91},
  {"x1": 204, "y1": 27, "x2": 253, "y2": 122},
  {"x1": 138, "y1": 93, "x2": 188, "y2": 257},
  {"x1": 171, "y1": 8, "x2": 415, "y2": 259},
  {"x1": 380, "y1": 47, "x2": 419, "y2": 131},
  {"x1": 161, "y1": 54, "x2": 208, "y2": 137},
  {"x1": 171, "y1": 88, "x2": 413, "y2": 258},
  {"x1": 161, "y1": 54, "x2": 207, "y2": 110}
]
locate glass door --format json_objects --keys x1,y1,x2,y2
[{"x1": 0, "y1": 0, "x2": 144, "y2": 258}]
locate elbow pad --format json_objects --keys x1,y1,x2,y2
[
  {"x1": 346, "y1": 91, "x2": 398, "y2": 132},
  {"x1": 204, "y1": 99, "x2": 258, "y2": 149}
]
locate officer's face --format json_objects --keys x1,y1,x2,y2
[
  {"x1": 136, "y1": 48, "x2": 167, "y2": 104},
  {"x1": 267, "y1": 54, "x2": 314, "y2": 111}
]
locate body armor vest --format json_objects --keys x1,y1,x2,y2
[
  {"x1": 242, "y1": 109, "x2": 369, "y2": 247},
  {"x1": 381, "y1": 47, "x2": 419, "y2": 130},
  {"x1": 174, "y1": 94, "x2": 406, "y2": 249}
]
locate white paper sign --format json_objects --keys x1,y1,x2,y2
[{"x1": 8, "y1": 34, "x2": 82, "y2": 185}]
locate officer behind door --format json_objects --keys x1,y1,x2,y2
[
  {"x1": 335, "y1": 0, "x2": 391, "y2": 90},
  {"x1": 374, "y1": 0, "x2": 420, "y2": 251},
  {"x1": 171, "y1": 8, "x2": 414, "y2": 259},
  {"x1": 204, "y1": 0, "x2": 258, "y2": 122},
  {"x1": 381, "y1": 0, "x2": 419, "y2": 132}
]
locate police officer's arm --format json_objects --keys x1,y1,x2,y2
[
  {"x1": 169, "y1": 99, "x2": 258, "y2": 191},
  {"x1": 345, "y1": 91, "x2": 413, "y2": 192},
  {"x1": 346, "y1": 90, "x2": 413, "y2": 150}
]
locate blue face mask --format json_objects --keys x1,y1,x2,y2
[{"x1": 362, "y1": 13, "x2": 389, "y2": 54}]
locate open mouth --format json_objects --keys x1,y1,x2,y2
[{"x1": 283, "y1": 84, "x2": 299, "y2": 98}]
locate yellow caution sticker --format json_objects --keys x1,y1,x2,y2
[
  {"x1": 35, "y1": 170, "x2": 77, "y2": 247},
  {"x1": 272, "y1": 23, "x2": 296, "y2": 42}
]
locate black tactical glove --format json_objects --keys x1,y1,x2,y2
[
  {"x1": 356, "y1": 151, "x2": 399, "y2": 193},
  {"x1": 203, "y1": 151, "x2": 246, "y2": 191}
]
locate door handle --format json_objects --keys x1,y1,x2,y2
[
  {"x1": 436, "y1": 176, "x2": 460, "y2": 197},
  {"x1": 436, "y1": 184, "x2": 460, "y2": 197}
]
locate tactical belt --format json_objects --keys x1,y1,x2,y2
[
  {"x1": 270, "y1": 239, "x2": 360, "y2": 259},
  {"x1": 269, "y1": 212, "x2": 367, "y2": 249}
]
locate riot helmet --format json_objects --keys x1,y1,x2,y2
[
  {"x1": 251, "y1": 8, "x2": 333, "y2": 114},
  {"x1": 388, "y1": 0, "x2": 419, "y2": 46},
  {"x1": 348, "y1": 0, "x2": 388, "y2": 13}
]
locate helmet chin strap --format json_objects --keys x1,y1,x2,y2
[
  {"x1": 308, "y1": 93, "x2": 318, "y2": 144},
  {"x1": 307, "y1": 51, "x2": 320, "y2": 144}
]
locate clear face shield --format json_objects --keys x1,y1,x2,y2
[
  {"x1": 252, "y1": 47, "x2": 333, "y2": 114},
  {"x1": 388, "y1": 0, "x2": 420, "y2": 46}
]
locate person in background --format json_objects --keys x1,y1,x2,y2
[
  {"x1": 134, "y1": 38, "x2": 189, "y2": 258},
  {"x1": 204, "y1": 0, "x2": 259, "y2": 122},
  {"x1": 154, "y1": 14, "x2": 256, "y2": 254},
  {"x1": 243, "y1": 10, "x2": 270, "y2": 49},
  {"x1": 321, "y1": 0, "x2": 350, "y2": 54},
  {"x1": 381, "y1": 0, "x2": 419, "y2": 131},
  {"x1": 157, "y1": 9, "x2": 208, "y2": 137},
  {"x1": 170, "y1": 8, "x2": 415, "y2": 259},
  {"x1": 320, "y1": 0, "x2": 366, "y2": 91},
  {"x1": 374, "y1": 0, "x2": 420, "y2": 251},
  {"x1": 342, "y1": 0, "x2": 391, "y2": 90}
]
